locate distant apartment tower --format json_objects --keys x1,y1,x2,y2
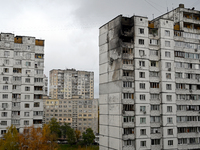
[
  {"x1": 43, "y1": 75, "x2": 48, "y2": 96},
  {"x1": 99, "y1": 4, "x2": 200, "y2": 150},
  {"x1": 0, "y1": 33, "x2": 44, "y2": 136},
  {"x1": 49, "y1": 69, "x2": 94, "y2": 99},
  {"x1": 43, "y1": 98, "x2": 98, "y2": 134}
]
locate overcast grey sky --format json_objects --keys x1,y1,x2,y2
[{"x1": 0, "y1": 0, "x2": 199, "y2": 98}]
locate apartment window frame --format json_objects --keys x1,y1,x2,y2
[
  {"x1": 139, "y1": 28, "x2": 144, "y2": 34},
  {"x1": 139, "y1": 39, "x2": 144, "y2": 45},
  {"x1": 140, "y1": 83, "x2": 145, "y2": 89}
]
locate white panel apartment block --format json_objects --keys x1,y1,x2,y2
[
  {"x1": 0, "y1": 33, "x2": 44, "y2": 136},
  {"x1": 99, "y1": 4, "x2": 200, "y2": 150}
]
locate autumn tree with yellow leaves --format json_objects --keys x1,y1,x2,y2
[{"x1": 0, "y1": 124, "x2": 58, "y2": 150}]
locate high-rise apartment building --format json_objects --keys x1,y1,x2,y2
[
  {"x1": 49, "y1": 69, "x2": 94, "y2": 99},
  {"x1": 99, "y1": 4, "x2": 200, "y2": 150},
  {"x1": 43, "y1": 98, "x2": 98, "y2": 134},
  {"x1": 0, "y1": 33, "x2": 44, "y2": 136}
]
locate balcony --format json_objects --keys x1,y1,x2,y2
[
  {"x1": 123, "y1": 122, "x2": 134, "y2": 128},
  {"x1": 122, "y1": 134, "x2": 135, "y2": 140},
  {"x1": 122, "y1": 146, "x2": 135, "y2": 150},
  {"x1": 12, "y1": 106, "x2": 20, "y2": 110}
]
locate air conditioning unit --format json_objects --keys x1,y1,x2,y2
[
  {"x1": 2, "y1": 64, "x2": 5, "y2": 66},
  {"x1": 195, "y1": 49, "x2": 198, "y2": 52},
  {"x1": 1, "y1": 72, "x2": 3, "y2": 75},
  {"x1": 5, "y1": 81, "x2": 8, "y2": 84},
  {"x1": 168, "y1": 68, "x2": 171, "y2": 71},
  {"x1": 28, "y1": 75, "x2": 30, "y2": 77},
  {"x1": 3, "y1": 108, "x2": 6, "y2": 110},
  {"x1": 189, "y1": 90, "x2": 193, "y2": 93},
  {"x1": 143, "y1": 111, "x2": 146, "y2": 114}
]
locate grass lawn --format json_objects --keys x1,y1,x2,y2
[{"x1": 58, "y1": 144, "x2": 99, "y2": 150}]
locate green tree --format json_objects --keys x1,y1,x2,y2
[
  {"x1": 48, "y1": 118, "x2": 61, "y2": 138},
  {"x1": 66, "y1": 126, "x2": 76, "y2": 145},
  {"x1": 82, "y1": 128, "x2": 95, "y2": 147},
  {"x1": 0, "y1": 125, "x2": 19, "y2": 150},
  {"x1": 60, "y1": 123, "x2": 70, "y2": 138}
]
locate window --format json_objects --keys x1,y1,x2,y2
[
  {"x1": 175, "y1": 72, "x2": 183, "y2": 78},
  {"x1": 3, "y1": 68, "x2": 9, "y2": 73},
  {"x1": 1, "y1": 112, "x2": 7, "y2": 117},
  {"x1": 1, "y1": 121, "x2": 7, "y2": 126},
  {"x1": 34, "y1": 102, "x2": 40, "y2": 107},
  {"x1": 165, "y1": 41, "x2": 170, "y2": 47},
  {"x1": 178, "y1": 138, "x2": 187, "y2": 145},
  {"x1": 3, "y1": 86, "x2": 8, "y2": 90},
  {"x1": 25, "y1": 104, "x2": 30, "y2": 108},
  {"x1": 167, "y1": 117, "x2": 173, "y2": 123},
  {"x1": 26, "y1": 70, "x2": 30, "y2": 75},
  {"x1": 166, "y1": 84, "x2": 172, "y2": 90},
  {"x1": 139, "y1": 39, "x2": 144, "y2": 45},
  {"x1": 1, "y1": 130, "x2": 6, "y2": 135},
  {"x1": 4, "y1": 59, "x2": 9, "y2": 65},
  {"x1": 2, "y1": 103, "x2": 8, "y2": 108},
  {"x1": 123, "y1": 81, "x2": 132, "y2": 88},
  {"x1": 24, "y1": 121, "x2": 29, "y2": 125},
  {"x1": 123, "y1": 116, "x2": 134, "y2": 122},
  {"x1": 140, "y1": 141, "x2": 146, "y2": 147},
  {"x1": 166, "y1": 95, "x2": 172, "y2": 101},
  {"x1": 2, "y1": 94, "x2": 8, "y2": 99},
  {"x1": 140, "y1": 95, "x2": 145, "y2": 100},
  {"x1": 165, "y1": 30, "x2": 170, "y2": 36},
  {"x1": 24, "y1": 112, "x2": 29, "y2": 117},
  {"x1": 3, "y1": 77, "x2": 9, "y2": 81},
  {"x1": 150, "y1": 71, "x2": 159, "y2": 77},
  {"x1": 124, "y1": 128, "x2": 134, "y2": 134},
  {"x1": 151, "y1": 61, "x2": 156, "y2": 67},
  {"x1": 4, "y1": 51, "x2": 10, "y2": 57},
  {"x1": 150, "y1": 116, "x2": 160, "y2": 123},
  {"x1": 168, "y1": 140, "x2": 173, "y2": 145},
  {"x1": 140, "y1": 83, "x2": 145, "y2": 89},
  {"x1": 139, "y1": 72, "x2": 145, "y2": 78},
  {"x1": 151, "y1": 139, "x2": 160, "y2": 145},
  {"x1": 151, "y1": 127, "x2": 160, "y2": 134},
  {"x1": 25, "y1": 78, "x2": 30, "y2": 83},
  {"x1": 139, "y1": 50, "x2": 145, "y2": 56},
  {"x1": 166, "y1": 73, "x2": 171, "y2": 79},
  {"x1": 165, "y1": 51, "x2": 171, "y2": 57},
  {"x1": 139, "y1": 28, "x2": 144, "y2": 34},
  {"x1": 123, "y1": 105, "x2": 134, "y2": 111},
  {"x1": 140, "y1": 117, "x2": 146, "y2": 124},
  {"x1": 124, "y1": 140, "x2": 134, "y2": 146},
  {"x1": 151, "y1": 105, "x2": 159, "y2": 111},
  {"x1": 167, "y1": 106, "x2": 172, "y2": 112},
  {"x1": 139, "y1": 61, "x2": 145, "y2": 67},
  {"x1": 25, "y1": 95, "x2": 30, "y2": 99},
  {"x1": 13, "y1": 76, "x2": 21, "y2": 81},
  {"x1": 168, "y1": 129, "x2": 173, "y2": 135},
  {"x1": 140, "y1": 106, "x2": 146, "y2": 112},
  {"x1": 150, "y1": 82, "x2": 159, "y2": 88},
  {"x1": 150, "y1": 39, "x2": 158, "y2": 45},
  {"x1": 165, "y1": 62, "x2": 171, "y2": 68},
  {"x1": 25, "y1": 87, "x2": 30, "y2": 91},
  {"x1": 140, "y1": 129, "x2": 146, "y2": 135},
  {"x1": 150, "y1": 50, "x2": 158, "y2": 56},
  {"x1": 150, "y1": 94, "x2": 159, "y2": 100},
  {"x1": 123, "y1": 93, "x2": 134, "y2": 99},
  {"x1": 26, "y1": 62, "x2": 31, "y2": 66}
]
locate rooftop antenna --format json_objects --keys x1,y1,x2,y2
[{"x1": 152, "y1": 14, "x2": 154, "y2": 19}]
